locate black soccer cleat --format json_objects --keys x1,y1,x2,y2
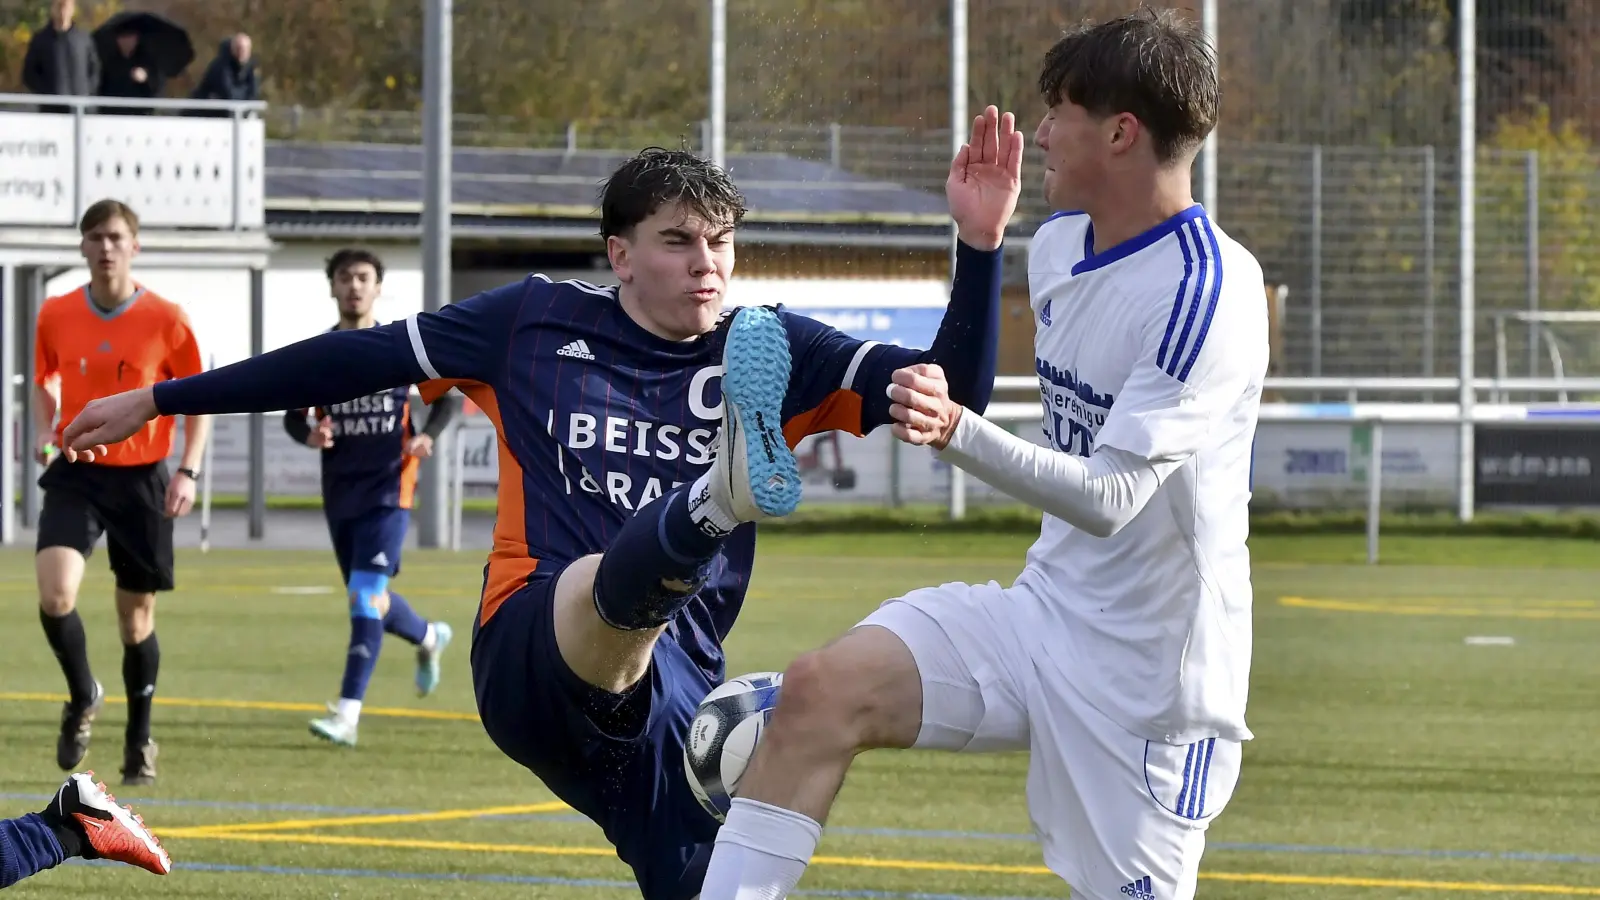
[
  {"x1": 120, "y1": 740, "x2": 158, "y2": 787},
  {"x1": 56, "y1": 681, "x2": 104, "y2": 771}
]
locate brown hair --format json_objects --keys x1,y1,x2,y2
[
  {"x1": 1038, "y1": 6, "x2": 1219, "y2": 165},
  {"x1": 78, "y1": 199, "x2": 140, "y2": 236}
]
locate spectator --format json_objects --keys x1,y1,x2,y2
[
  {"x1": 21, "y1": 0, "x2": 100, "y2": 113},
  {"x1": 189, "y1": 33, "x2": 259, "y2": 116},
  {"x1": 98, "y1": 27, "x2": 165, "y2": 115}
]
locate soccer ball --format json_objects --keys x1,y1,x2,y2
[{"x1": 683, "y1": 671, "x2": 784, "y2": 822}]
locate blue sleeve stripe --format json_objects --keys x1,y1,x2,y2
[
  {"x1": 1175, "y1": 219, "x2": 1227, "y2": 383},
  {"x1": 1156, "y1": 227, "x2": 1197, "y2": 372},
  {"x1": 1159, "y1": 219, "x2": 1223, "y2": 382}
]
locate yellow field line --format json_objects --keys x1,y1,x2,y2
[
  {"x1": 195, "y1": 801, "x2": 572, "y2": 835},
  {"x1": 162, "y1": 801, "x2": 572, "y2": 837},
  {"x1": 154, "y1": 830, "x2": 1600, "y2": 894},
  {"x1": 0, "y1": 692, "x2": 479, "y2": 722},
  {"x1": 1281, "y1": 596, "x2": 1600, "y2": 621}
]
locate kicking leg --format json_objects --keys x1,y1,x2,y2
[
  {"x1": 556, "y1": 305, "x2": 801, "y2": 695},
  {"x1": 700, "y1": 583, "x2": 1031, "y2": 900},
  {"x1": 0, "y1": 772, "x2": 172, "y2": 887}
]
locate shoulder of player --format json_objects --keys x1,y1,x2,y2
[
  {"x1": 1131, "y1": 220, "x2": 1265, "y2": 322},
  {"x1": 1026, "y1": 210, "x2": 1089, "y2": 269}
]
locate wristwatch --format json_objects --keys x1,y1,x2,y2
[{"x1": 176, "y1": 467, "x2": 200, "y2": 481}]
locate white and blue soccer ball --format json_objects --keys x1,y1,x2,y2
[{"x1": 684, "y1": 671, "x2": 784, "y2": 822}]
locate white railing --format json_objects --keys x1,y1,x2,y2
[
  {"x1": 0, "y1": 94, "x2": 267, "y2": 230},
  {"x1": 965, "y1": 395, "x2": 1600, "y2": 564}
]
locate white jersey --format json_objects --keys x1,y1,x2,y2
[{"x1": 1016, "y1": 206, "x2": 1267, "y2": 746}]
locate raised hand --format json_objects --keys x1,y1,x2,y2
[
  {"x1": 946, "y1": 105, "x2": 1024, "y2": 251},
  {"x1": 308, "y1": 416, "x2": 336, "y2": 449}
]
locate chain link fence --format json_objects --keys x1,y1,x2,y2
[{"x1": 247, "y1": 1, "x2": 1600, "y2": 380}]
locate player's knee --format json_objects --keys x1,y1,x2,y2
[
  {"x1": 774, "y1": 648, "x2": 879, "y2": 752},
  {"x1": 38, "y1": 587, "x2": 76, "y2": 616},
  {"x1": 776, "y1": 630, "x2": 923, "y2": 753},
  {"x1": 347, "y1": 570, "x2": 389, "y2": 619}
]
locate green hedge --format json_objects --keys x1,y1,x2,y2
[{"x1": 199, "y1": 495, "x2": 1600, "y2": 539}]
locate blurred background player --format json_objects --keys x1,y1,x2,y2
[
  {"x1": 699, "y1": 11, "x2": 1265, "y2": 900},
  {"x1": 59, "y1": 120, "x2": 1016, "y2": 899},
  {"x1": 283, "y1": 248, "x2": 460, "y2": 748},
  {"x1": 0, "y1": 772, "x2": 171, "y2": 888},
  {"x1": 33, "y1": 199, "x2": 209, "y2": 787}
]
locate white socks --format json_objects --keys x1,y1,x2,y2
[
  {"x1": 700, "y1": 797, "x2": 822, "y2": 900},
  {"x1": 335, "y1": 698, "x2": 362, "y2": 725},
  {"x1": 688, "y1": 470, "x2": 741, "y2": 536},
  {"x1": 421, "y1": 622, "x2": 439, "y2": 652}
]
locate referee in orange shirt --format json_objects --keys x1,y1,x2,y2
[{"x1": 32, "y1": 199, "x2": 209, "y2": 787}]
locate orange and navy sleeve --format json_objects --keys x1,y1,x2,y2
[
  {"x1": 33, "y1": 301, "x2": 57, "y2": 387},
  {"x1": 778, "y1": 239, "x2": 1003, "y2": 445}
]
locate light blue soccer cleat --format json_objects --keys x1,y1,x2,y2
[
  {"x1": 415, "y1": 621, "x2": 453, "y2": 697},
  {"x1": 712, "y1": 306, "x2": 802, "y2": 521}
]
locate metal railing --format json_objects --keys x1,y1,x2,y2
[{"x1": 0, "y1": 94, "x2": 268, "y2": 231}]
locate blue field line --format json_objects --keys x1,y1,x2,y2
[{"x1": 69, "y1": 858, "x2": 1048, "y2": 900}]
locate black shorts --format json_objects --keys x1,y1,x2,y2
[{"x1": 37, "y1": 459, "x2": 175, "y2": 593}]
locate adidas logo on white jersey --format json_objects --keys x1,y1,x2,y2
[
  {"x1": 1120, "y1": 875, "x2": 1155, "y2": 900},
  {"x1": 557, "y1": 339, "x2": 596, "y2": 361}
]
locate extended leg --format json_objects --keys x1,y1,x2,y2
[
  {"x1": 700, "y1": 582, "x2": 1031, "y2": 900},
  {"x1": 556, "y1": 305, "x2": 801, "y2": 695}
]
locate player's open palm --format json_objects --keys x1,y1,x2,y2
[
  {"x1": 61, "y1": 388, "x2": 159, "y2": 463},
  {"x1": 947, "y1": 104, "x2": 1024, "y2": 252}
]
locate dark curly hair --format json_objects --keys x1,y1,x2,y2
[
  {"x1": 598, "y1": 147, "x2": 748, "y2": 240},
  {"x1": 324, "y1": 248, "x2": 386, "y2": 283}
]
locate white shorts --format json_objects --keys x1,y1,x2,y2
[{"x1": 856, "y1": 579, "x2": 1242, "y2": 900}]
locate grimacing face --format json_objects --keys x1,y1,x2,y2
[{"x1": 608, "y1": 202, "x2": 735, "y2": 342}]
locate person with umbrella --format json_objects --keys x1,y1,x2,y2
[{"x1": 93, "y1": 12, "x2": 193, "y2": 114}]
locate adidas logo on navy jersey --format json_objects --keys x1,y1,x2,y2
[
  {"x1": 1120, "y1": 875, "x2": 1155, "y2": 899},
  {"x1": 557, "y1": 339, "x2": 596, "y2": 361}
]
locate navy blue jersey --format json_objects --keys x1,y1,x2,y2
[
  {"x1": 412, "y1": 276, "x2": 933, "y2": 646},
  {"x1": 288, "y1": 384, "x2": 419, "y2": 521}
]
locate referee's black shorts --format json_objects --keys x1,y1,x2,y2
[{"x1": 36, "y1": 458, "x2": 175, "y2": 593}]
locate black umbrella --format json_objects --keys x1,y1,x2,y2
[{"x1": 93, "y1": 11, "x2": 195, "y2": 79}]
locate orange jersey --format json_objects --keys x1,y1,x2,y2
[{"x1": 35, "y1": 285, "x2": 203, "y2": 466}]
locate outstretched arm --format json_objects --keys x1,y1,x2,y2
[
  {"x1": 62, "y1": 281, "x2": 529, "y2": 459},
  {"x1": 890, "y1": 276, "x2": 1268, "y2": 536}
]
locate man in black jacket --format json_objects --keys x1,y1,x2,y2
[
  {"x1": 22, "y1": 0, "x2": 100, "y2": 112},
  {"x1": 189, "y1": 34, "x2": 259, "y2": 114}
]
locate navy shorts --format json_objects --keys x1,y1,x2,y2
[
  {"x1": 328, "y1": 506, "x2": 410, "y2": 583},
  {"x1": 470, "y1": 562, "x2": 722, "y2": 900}
]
